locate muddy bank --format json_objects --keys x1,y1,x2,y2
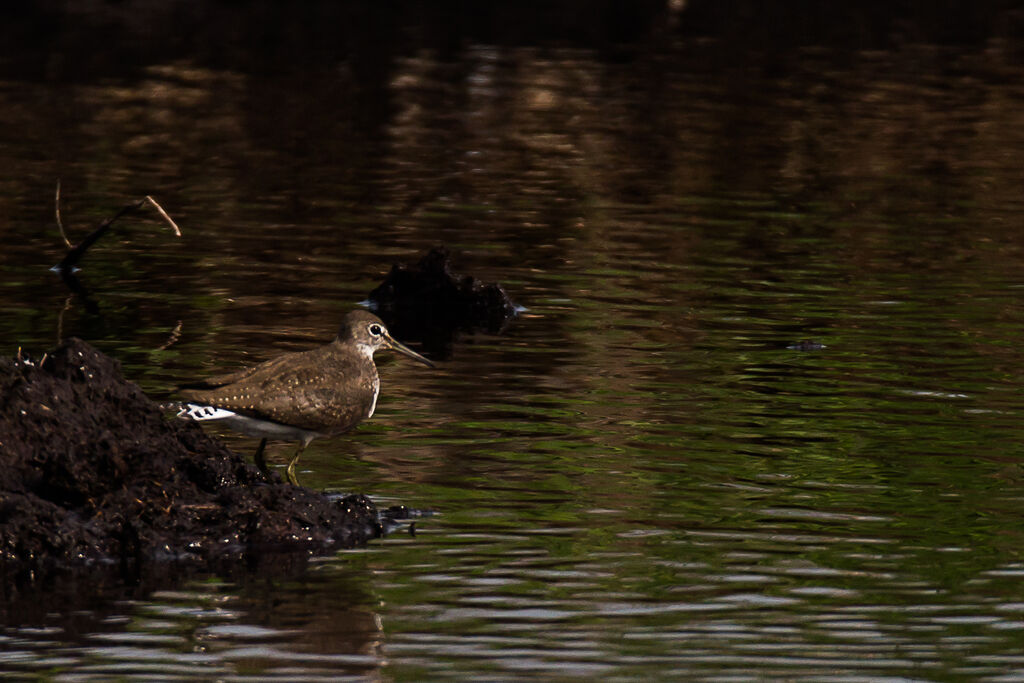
[{"x1": 0, "y1": 338, "x2": 390, "y2": 575}]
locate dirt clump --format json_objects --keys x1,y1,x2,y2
[{"x1": 0, "y1": 338, "x2": 384, "y2": 574}]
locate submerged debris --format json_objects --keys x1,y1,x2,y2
[
  {"x1": 52, "y1": 190, "x2": 181, "y2": 314},
  {"x1": 786, "y1": 340, "x2": 827, "y2": 351},
  {"x1": 0, "y1": 339, "x2": 390, "y2": 576},
  {"x1": 367, "y1": 245, "x2": 519, "y2": 357}
]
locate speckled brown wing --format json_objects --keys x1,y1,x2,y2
[
  {"x1": 179, "y1": 351, "x2": 303, "y2": 390},
  {"x1": 179, "y1": 343, "x2": 378, "y2": 434}
]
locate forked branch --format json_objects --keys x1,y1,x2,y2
[{"x1": 54, "y1": 191, "x2": 181, "y2": 274}]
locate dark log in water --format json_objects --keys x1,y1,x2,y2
[
  {"x1": 0, "y1": 339, "x2": 387, "y2": 575},
  {"x1": 367, "y1": 245, "x2": 519, "y2": 357}
]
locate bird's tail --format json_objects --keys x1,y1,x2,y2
[{"x1": 160, "y1": 402, "x2": 235, "y2": 421}]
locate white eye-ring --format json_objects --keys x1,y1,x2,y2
[{"x1": 369, "y1": 324, "x2": 385, "y2": 337}]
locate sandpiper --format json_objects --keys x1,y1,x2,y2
[{"x1": 177, "y1": 309, "x2": 433, "y2": 485}]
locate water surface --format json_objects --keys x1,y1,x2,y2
[{"x1": 3, "y1": 4, "x2": 1024, "y2": 679}]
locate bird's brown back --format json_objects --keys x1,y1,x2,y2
[{"x1": 179, "y1": 341, "x2": 379, "y2": 435}]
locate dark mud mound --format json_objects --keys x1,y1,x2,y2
[
  {"x1": 0, "y1": 339, "x2": 383, "y2": 574},
  {"x1": 367, "y1": 246, "x2": 519, "y2": 357}
]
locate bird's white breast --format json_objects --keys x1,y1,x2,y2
[{"x1": 367, "y1": 376, "x2": 380, "y2": 419}]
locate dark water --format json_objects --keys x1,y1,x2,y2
[{"x1": 4, "y1": 3, "x2": 1024, "y2": 679}]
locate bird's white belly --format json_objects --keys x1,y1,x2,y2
[{"x1": 179, "y1": 403, "x2": 321, "y2": 442}]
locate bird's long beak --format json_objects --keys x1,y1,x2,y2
[{"x1": 384, "y1": 335, "x2": 435, "y2": 368}]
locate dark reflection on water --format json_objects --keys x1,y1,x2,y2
[
  {"x1": 4, "y1": 2, "x2": 1024, "y2": 679},
  {"x1": 0, "y1": 561, "x2": 387, "y2": 679}
]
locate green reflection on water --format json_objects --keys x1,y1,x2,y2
[{"x1": 3, "y1": 28, "x2": 1024, "y2": 680}]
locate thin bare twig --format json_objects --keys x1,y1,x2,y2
[
  {"x1": 145, "y1": 196, "x2": 182, "y2": 237},
  {"x1": 55, "y1": 180, "x2": 71, "y2": 248},
  {"x1": 55, "y1": 195, "x2": 183, "y2": 274},
  {"x1": 53, "y1": 193, "x2": 183, "y2": 313},
  {"x1": 158, "y1": 320, "x2": 183, "y2": 351},
  {"x1": 57, "y1": 294, "x2": 74, "y2": 342}
]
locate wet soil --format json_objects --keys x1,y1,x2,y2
[{"x1": 0, "y1": 338, "x2": 387, "y2": 576}]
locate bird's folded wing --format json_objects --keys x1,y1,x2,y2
[{"x1": 177, "y1": 351, "x2": 301, "y2": 390}]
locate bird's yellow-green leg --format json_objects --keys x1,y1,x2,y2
[{"x1": 286, "y1": 444, "x2": 306, "y2": 486}]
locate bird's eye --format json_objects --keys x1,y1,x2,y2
[{"x1": 369, "y1": 324, "x2": 384, "y2": 337}]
